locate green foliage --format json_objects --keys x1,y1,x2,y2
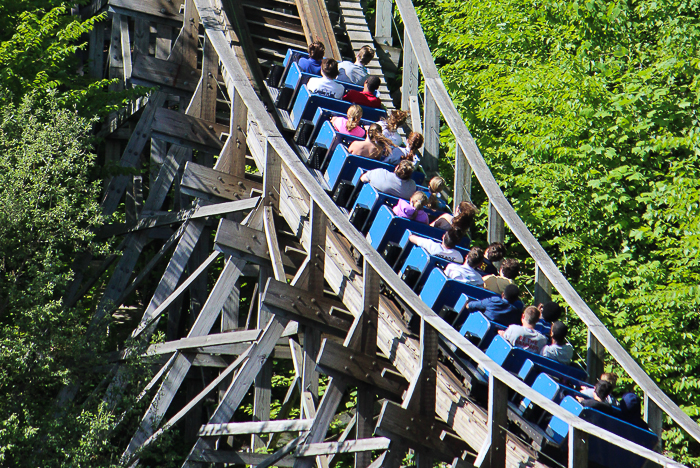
[{"x1": 416, "y1": 0, "x2": 700, "y2": 462}]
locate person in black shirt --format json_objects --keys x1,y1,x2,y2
[
  {"x1": 619, "y1": 392, "x2": 651, "y2": 431},
  {"x1": 576, "y1": 380, "x2": 616, "y2": 415}
]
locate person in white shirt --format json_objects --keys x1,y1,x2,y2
[
  {"x1": 378, "y1": 109, "x2": 409, "y2": 146},
  {"x1": 307, "y1": 58, "x2": 345, "y2": 99},
  {"x1": 498, "y1": 306, "x2": 547, "y2": 354},
  {"x1": 407, "y1": 228, "x2": 464, "y2": 263},
  {"x1": 445, "y1": 247, "x2": 484, "y2": 287},
  {"x1": 337, "y1": 45, "x2": 374, "y2": 85},
  {"x1": 540, "y1": 321, "x2": 574, "y2": 364}
]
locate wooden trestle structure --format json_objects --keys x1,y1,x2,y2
[{"x1": 66, "y1": 0, "x2": 699, "y2": 466}]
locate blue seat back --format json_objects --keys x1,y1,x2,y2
[
  {"x1": 458, "y1": 312, "x2": 506, "y2": 349},
  {"x1": 324, "y1": 146, "x2": 425, "y2": 193},
  {"x1": 399, "y1": 245, "x2": 451, "y2": 292},
  {"x1": 547, "y1": 396, "x2": 658, "y2": 468},
  {"x1": 419, "y1": 268, "x2": 498, "y2": 313},
  {"x1": 308, "y1": 107, "x2": 373, "y2": 148},
  {"x1": 279, "y1": 49, "x2": 308, "y2": 87},
  {"x1": 393, "y1": 230, "x2": 469, "y2": 272},
  {"x1": 314, "y1": 121, "x2": 365, "y2": 161},
  {"x1": 291, "y1": 85, "x2": 387, "y2": 129}
]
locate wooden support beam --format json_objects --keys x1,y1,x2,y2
[
  {"x1": 151, "y1": 108, "x2": 227, "y2": 154},
  {"x1": 534, "y1": 264, "x2": 552, "y2": 306},
  {"x1": 180, "y1": 161, "x2": 262, "y2": 202},
  {"x1": 155, "y1": 23, "x2": 172, "y2": 59},
  {"x1": 199, "y1": 419, "x2": 314, "y2": 437},
  {"x1": 375, "y1": 0, "x2": 393, "y2": 46},
  {"x1": 587, "y1": 331, "x2": 605, "y2": 385},
  {"x1": 422, "y1": 86, "x2": 440, "y2": 176},
  {"x1": 169, "y1": 0, "x2": 199, "y2": 67},
  {"x1": 119, "y1": 14, "x2": 132, "y2": 81},
  {"x1": 253, "y1": 266, "x2": 274, "y2": 450},
  {"x1": 146, "y1": 330, "x2": 260, "y2": 355},
  {"x1": 264, "y1": 207, "x2": 287, "y2": 282},
  {"x1": 263, "y1": 141, "x2": 282, "y2": 209},
  {"x1": 200, "y1": 33, "x2": 218, "y2": 123},
  {"x1": 487, "y1": 202, "x2": 505, "y2": 244},
  {"x1": 401, "y1": 31, "x2": 419, "y2": 111},
  {"x1": 133, "y1": 18, "x2": 149, "y2": 55},
  {"x1": 409, "y1": 95, "x2": 422, "y2": 134},
  {"x1": 644, "y1": 393, "x2": 664, "y2": 441},
  {"x1": 108, "y1": 14, "x2": 124, "y2": 89},
  {"x1": 222, "y1": 280, "x2": 240, "y2": 332},
  {"x1": 215, "y1": 88, "x2": 247, "y2": 177},
  {"x1": 296, "y1": 438, "x2": 392, "y2": 457},
  {"x1": 191, "y1": 450, "x2": 295, "y2": 466},
  {"x1": 88, "y1": 20, "x2": 105, "y2": 78},
  {"x1": 125, "y1": 175, "x2": 142, "y2": 224},
  {"x1": 454, "y1": 143, "x2": 472, "y2": 206},
  {"x1": 131, "y1": 55, "x2": 199, "y2": 94},
  {"x1": 294, "y1": 0, "x2": 341, "y2": 60},
  {"x1": 474, "y1": 374, "x2": 507, "y2": 468},
  {"x1": 214, "y1": 219, "x2": 297, "y2": 269},
  {"x1": 568, "y1": 426, "x2": 589, "y2": 468},
  {"x1": 316, "y1": 339, "x2": 407, "y2": 398},
  {"x1": 109, "y1": 0, "x2": 182, "y2": 25}
]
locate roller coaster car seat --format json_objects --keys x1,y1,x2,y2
[
  {"x1": 332, "y1": 180, "x2": 354, "y2": 207},
  {"x1": 294, "y1": 120, "x2": 315, "y2": 146},
  {"x1": 400, "y1": 265, "x2": 421, "y2": 290},
  {"x1": 438, "y1": 305, "x2": 459, "y2": 326},
  {"x1": 308, "y1": 144, "x2": 328, "y2": 170},
  {"x1": 275, "y1": 86, "x2": 294, "y2": 111},
  {"x1": 349, "y1": 205, "x2": 370, "y2": 231},
  {"x1": 381, "y1": 241, "x2": 402, "y2": 267},
  {"x1": 267, "y1": 64, "x2": 285, "y2": 88}
]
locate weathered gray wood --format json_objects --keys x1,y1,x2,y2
[
  {"x1": 645, "y1": 393, "x2": 664, "y2": 440},
  {"x1": 214, "y1": 88, "x2": 247, "y2": 177},
  {"x1": 180, "y1": 161, "x2": 262, "y2": 202},
  {"x1": 375, "y1": 0, "x2": 393, "y2": 45},
  {"x1": 487, "y1": 202, "x2": 505, "y2": 245},
  {"x1": 263, "y1": 141, "x2": 282, "y2": 209},
  {"x1": 221, "y1": 281, "x2": 240, "y2": 331},
  {"x1": 119, "y1": 14, "x2": 132, "y2": 81},
  {"x1": 109, "y1": 14, "x2": 124, "y2": 89},
  {"x1": 296, "y1": 438, "x2": 392, "y2": 457},
  {"x1": 200, "y1": 33, "x2": 218, "y2": 124},
  {"x1": 199, "y1": 419, "x2": 313, "y2": 437},
  {"x1": 88, "y1": 20, "x2": 105, "y2": 78},
  {"x1": 267, "y1": 375, "x2": 301, "y2": 449},
  {"x1": 131, "y1": 54, "x2": 199, "y2": 93},
  {"x1": 294, "y1": 0, "x2": 341, "y2": 60},
  {"x1": 422, "y1": 86, "x2": 440, "y2": 176},
  {"x1": 453, "y1": 143, "x2": 472, "y2": 206},
  {"x1": 534, "y1": 264, "x2": 552, "y2": 306},
  {"x1": 401, "y1": 30, "x2": 419, "y2": 111},
  {"x1": 587, "y1": 331, "x2": 605, "y2": 385},
  {"x1": 264, "y1": 207, "x2": 287, "y2": 281},
  {"x1": 214, "y1": 218, "x2": 297, "y2": 269},
  {"x1": 475, "y1": 375, "x2": 507, "y2": 468},
  {"x1": 169, "y1": 0, "x2": 198, "y2": 67},
  {"x1": 409, "y1": 95, "x2": 421, "y2": 134},
  {"x1": 134, "y1": 18, "x2": 150, "y2": 56},
  {"x1": 258, "y1": 434, "x2": 307, "y2": 468},
  {"x1": 100, "y1": 198, "x2": 259, "y2": 237},
  {"x1": 182, "y1": 313, "x2": 290, "y2": 468},
  {"x1": 253, "y1": 266, "x2": 274, "y2": 450},
  {"x1": 151, "y1": 107, "x2": 227, "y2": 153},
  {"x1": 146, "y1": 330, "x2": 260, "y2": 355},
  {"x1": 155, "y1": 23, "x2": 172, "y2": 59},
  {"x1": 150, "y1": 138, "x2": 166, "y2": 192},
  {"x1": 568, "y1": 426, "x2": 589, "y2": 468},
  {"x1": 109, "y1": 0, "x2": 182, "y2": 24},
  {"x1": 191, "y1": 450, "x2": 295, "y2": 466}
]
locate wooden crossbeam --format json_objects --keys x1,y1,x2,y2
[
  {"x1": 181, "y1": 161, "x2": 262, "y2": 202},
  {"x1": 296, "y1": 438, "x2": 392, "y2": 457},
  {"x1": 198, "y1": 419, "x2": 314, "y2": 437},
  {"x1": 263, "y1": 207, "x2": 287, "y2": 281},
  {"x1": 215, "y1": 218, "x2": 297, "y2": 269},
  {"x1": 131, "y1": 55, "x2": 199, "y2": 94},
  {"x1": 146, "y1": 330, "x2": 260, "y2": 355},
  {"x1": 151, "y1": 107, "x2": 227, "y2": 154},
  {"x1": 108, "y1": 0, "x2": 183, "y2": 25}
]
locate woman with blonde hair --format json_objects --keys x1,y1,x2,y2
[
  {"x1": 427, "y1": 176, "x2": 447, "y2": 210},
  {"x1": 379, "y1": 109, "x2": 409, "y2": 146},
  {"x1": 348, "y1": 123, "x2": 395, "y2": 160},
  {"x1": 330, "y1": 105, "x2": 366, "y2": 138},
  {"x1": 393, "y1": 191, "x2": 429, "y2": 224}
]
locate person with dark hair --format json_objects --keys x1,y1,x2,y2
[
  {"x1": 479, "y1": 242, "x2": 505, "y2": 276},
  {"x1": 298, "y1": 41, "x2": 325, "y2": 74},
  {"x1": 540, "y1": 321, "x2": 573, "y2": 364},
  {"x1": 444, "y1": 247, "x2": 484, "y2": 287},
  {"x1": 343, "y1": 75, "x2": 382, "y2": 108},
  {"x1": 307, "y1": 58, "x2": 344, "y2": 99},
  {"x1": 407, "y1": 229, "x2": 464, "y2": 263},
  {"x1": 539, "y1": 301, "x2": 562, "y2": 324},
  {"x1": 498, "y1": 306, "x2": 547, "y2": 353},
  {"x1": 384, "y1": 132, "x2": 424, "y2": 165},
  {"x1": 379, "y1": 109, "x2": 409, "y2": 146},
  {"x1": 619, "y1": 393, "x2": 650, "y2": 431},
  {"x1": 431, "y1": 201, "x2": 477, "y2": 231},
  {"x1": 360, "y1": 160, "x2": 416, "y2": 199},
  {"x1": 464, "y1": 283, "x2": 524, "y2": 327},
  {"x1": 483, "y1": 258, "x2": 520, "y2": 294},
  {"x1": 577, "y1": 380, "x2": 616, "y2": 415},
  {"x1": 580, "y1": 373, "x2": 618, "y2": 405},
  {"x1": 337, "y1": 45, "x2": 375, "y2": 85},
  {"x1": 349, "y1": 123, "x2": 394, "y2": 159}
]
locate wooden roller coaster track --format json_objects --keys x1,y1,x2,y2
[{"x1": 64, "y1": 0, "x2": 699, "y2": 466}]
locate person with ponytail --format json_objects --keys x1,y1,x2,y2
[
  {"x1": 348, "y1": 123, "x2": 395, "y2": 160},
  {"x1": 426, "y1": 176, "x2": 448, "y2": 210},
  {"x1": 393, "y1": 191, "x2": 429, "y2": 224},
  {"x1": 384, "y1": 131, "x2": 424, "y2": 165},
  {"x1": 331, "y1": 105, "x2": 366, "y2": 138},
  {"x1": 432, "y1": 201, "x2": 478, "y2": 231},
  {"x1": 379, "y1": 109, "x2": 409, "y2": 146}
]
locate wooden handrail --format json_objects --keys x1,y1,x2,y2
[
  {"x1": 192, "y1": 0, "x2": 692, "y2": 465},
  {"x1": 393, "y1": 0, "x2": 700, "y2": 446}
]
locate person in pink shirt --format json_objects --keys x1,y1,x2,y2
[
  {"x1": 393, "y1": 191, "x2": 429, "y2": 224},
  {"x1": 330, "y1": 105, "x2": 366, "y2": 138}
]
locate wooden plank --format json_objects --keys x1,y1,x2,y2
[
  {"x1": 214, "y1": 218, "x2": 296, "y2": 269},
  {"x1": 487, "y1": 202, "x2": 505, "y2": 244},
  {"x1": 263, "y1": 141, "x2": 282, "y2": 209},
  {"x1": 264, "y1": 207, "x2": 287, "y2": 281},
  {"x1": 180, "y1": 161, "x2": 262, "y2": 202},
  {"x1": 108, "y1": 14, "x2": 124, "y2": 87},
  {"x1": 401, "y1": 30, "x2": 419, "y2": 111},
  {"x1": 119, "y1": 14, "x2": 132, "y2": 81},
  {"x1": 221, "y1": 281, "x2": 240, "y2": 332},
  {"x1": 146, "y1": 330, "x2": 260, "y2": 355},
  {"x1": 199, "y1": 419, "x2": 314, "y2": 437},
  {"x1": 294, "y1": 0, "x2": 341, "y2": 60},
  {"x1": 568, "y1": 426, "x2": 588, "y2": 468},
  {"x1": 253, "y1": 266, "x2": 274, "y2": 450},
  {"x1": 316, "y1": 339, "x2": 407, "y2": 397},
  {"x1": 151, "y1": 107, "x2": 227, "y2": 153},
  {"x1": 262, "y1": 279, "x2": 354, "y2": 336},
  {"x1": 534, "y1": 264, "x2": 552, "y2": 306},
  {"x1": 191, "y1": 450, "x2": 295, "y2": 466},
  {"x1": 155, "y1": 23, "x2": 172, "y2": 59},
  {"x1": 200, "y1": 33, "x2": 218, "y2": 123},
  {"x1": 422, "y1": 86, "x2": 440, "y2": 176},
  {"x1": 645, "y1": 393, "x2": 664, "y2": 440},
  {"x1": 375, "y1": 0, "x2": 393, "y2": 45},
  {"x1": 416, "y1": 319, "x2": 438, "y2": 468},
  {"x1": 474, "y1": 375, "x2": 507, "y2": 468},
  {"x1": 88, "y1": 20, "x2": 105, "y2": 78},
  {"x1": 296, "y1": 438, "x2": 392, "y2": 457},
  {"x1": 131, "y1": 54, "x2": 199, "y2": 93},
  {"x1": 109, "y1": 0, "x2": 182, "y2": 24},
  {"x1": 214, "y1": 88, "x2": 247, "y2": 177},
  {"x1": 169, "y1": 0, "x2": 198, "y2": 66},
  {"x1": 307, "y1": 200, "x2": 327, "y2": 296},
  {"x1": 409, "y1": 95, "x2": 421, "y2": 133},
  {"x1": 453, "y1": 143, "x2": 472, "y2": 206},
  {"x1": 183, "y1": 314, "x2": 290, "y2": 467},
  {"x1": 587, "y1": 331, "x2": 605, "y2": 385}
]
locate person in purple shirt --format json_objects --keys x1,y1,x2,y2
[
  {"x1": 393, "y1": 191, "x2": 429, "y2": 224},
  {"x1": 298, "y1": 41, "x2": 324, "y2": 75}
]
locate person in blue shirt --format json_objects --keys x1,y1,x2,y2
[
  {"x1": 464, "y1": 283, "x2": 523, "y2": 326},
  {"x1": 298, "y1": 41, "x2": 325, "y2": 75}
]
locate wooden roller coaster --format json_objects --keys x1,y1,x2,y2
[{"x1": 65, "y1": 0, "x2": 700, "y2": 466}]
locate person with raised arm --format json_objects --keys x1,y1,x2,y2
[{"x1": 407, "y1": 228, "x2": 464, "y2": 263}]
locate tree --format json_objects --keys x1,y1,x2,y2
[{"x1": 415, "y1": 0, "x2": 700, "y2": 463}]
